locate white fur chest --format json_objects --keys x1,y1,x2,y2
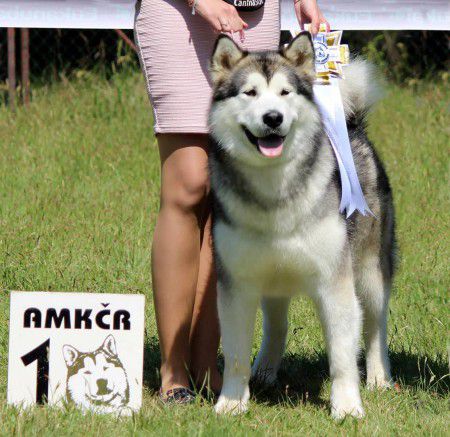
[{"x1": 215, "y1": 214, "x2": 347, "y2": 297}]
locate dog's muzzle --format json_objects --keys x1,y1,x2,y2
[{"x1": 243, "y1": 126, "x2": 285, "y2": 158}]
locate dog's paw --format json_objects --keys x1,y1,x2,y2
[
  {"x1": 251, "y1": 362, "x2": 278, "y2": 386},
  {"x1": 331, "y1": 402, "x2": 365, "y2": 420},
  {"x1": 366, "y1": 374, "x2": 393, "y2": 390},
  {"x1": 331, "y1": 380, "x2": 365, "y2": 420},
  {"x1": 214, "y1": 396, "x2": 248, "y2": 415}
]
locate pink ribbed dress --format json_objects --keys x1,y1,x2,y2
[{"x1": 134, "y1": 0, "x2": 280, "y2": 134}]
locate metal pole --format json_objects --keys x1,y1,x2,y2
[
  {"x1": 21, "y1": 28, "x2": 30, "y2": 106},
  {"x1": 7, "y1": 28, "x2": 16, "y2": 111},
  {"x1": 114, "y1": 29, "x2": 138, "y2": 53}
]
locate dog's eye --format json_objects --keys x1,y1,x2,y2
[
  {"x1": 243, "y1": 89, "x2": 257, "y2": 97},
  {"x1": 84, "y1": 371, "x2": 92, "y2": 375},
  {"x1": 280, "y1": 89, "x2": 291, "y2": 96}
]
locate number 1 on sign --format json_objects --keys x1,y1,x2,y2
[{"x1": 21, "y1": 339, "x2": 50, "y2": 404}]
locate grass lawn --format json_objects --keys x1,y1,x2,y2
[{"x1": 0, "y1": 70, "x2": 448, "y2": 436}]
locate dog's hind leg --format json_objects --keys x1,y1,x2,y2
[
  {"x1": 313, "y1": 256, "x2": 364, "y2": 419},
  {"x1": 251, "y1": 297, "x2": 290, "y2": 385},
  {"x1": 356, "y1": 256, "x2": 392, "y2": 389},
  {"x1": 215, "y1": 285, "x2": 258, "y2": 415}
]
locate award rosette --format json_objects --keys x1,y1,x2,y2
[
  {"x1": 310, "y1": 27, "x2": 350, "y2": 84},
  {"x1": 304, "y1": 24, "x2": 372, "y2": 217}
]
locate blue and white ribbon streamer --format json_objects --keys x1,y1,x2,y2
[
  {"x1": 309, "y1": 30, "x2": 373, "y2": 218},
  {"x1": 314, "y1": 81, "x2": 372, "y2": 218}
]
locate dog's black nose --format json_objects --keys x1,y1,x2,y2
[
  {"x1": 97, "y1": 378, "x2": 110, "y2": 395},
  {"x1": 263, "y1": 111, "x2": 283, "y2": 128}
]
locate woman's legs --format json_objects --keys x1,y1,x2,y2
[
  {"x1": 153, "y1": 133, "x2": 220, "y2": 393},
  {"x1": 190, "y1": 206, "x2": 222, "y2": 392}
]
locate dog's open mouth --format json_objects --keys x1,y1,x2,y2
[
  {"x1": 87, "y1": 392, "x2": 117, "y2": 405},
  {"x1": 243, "y1": 127, "x2": 285, "y2": 158}
]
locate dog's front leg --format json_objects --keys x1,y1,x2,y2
[
  {"x1": 313, "y1": 259, "x2": 365, "y2": 419},
  {"x1": 215, "y1": 284, "x2": 258, "y2": 415},
  {"x1": 252, "y1": 297, "x2": 290, "y2": 385}
]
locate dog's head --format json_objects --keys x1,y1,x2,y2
[
  {"x1": 63, "y1": 335, "x2": 129, "y2": 407},
  {"x1": 209, "y1": 33, "x2": 321, "y2": 166}
]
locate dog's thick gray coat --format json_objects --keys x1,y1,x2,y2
[{"x1": 208, "y1": 33, "x2": 396, "y2": 418}]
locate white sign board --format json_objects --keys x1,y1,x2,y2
[
  {"x1": 0, "y1": 0, "x2": 136, "y2": 29},
  {"x1": 7, "y1": 291, "x2": 145, "y2": 415},
  {"x1": 282, "y1": 1, "x2": 450, "y2": 31},
  {"x1": 0, "y1": 0, "x2": 448, "y2": 30}
]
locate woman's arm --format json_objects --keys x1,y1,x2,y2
[{"x1": 187, "y1": 0, "x2": 329, "y2": 37}]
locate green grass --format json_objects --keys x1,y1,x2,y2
[{"x1": 0, "y1": 71, "x2": 448, "y2": 436}]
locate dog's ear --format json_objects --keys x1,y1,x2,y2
[
  {"x1": 63, "y1": 345, "x2": 79, "y2": 367},
  {"x1": 282, "y1": 32, "x2": 315, "y2": 80},
  {"x1": 102, "y1": 334, "x2": 118, "y2": 356},
  {"x1": 210, "y1": 35, "x2": 246, "y2": 83}
]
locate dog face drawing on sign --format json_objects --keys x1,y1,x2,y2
[{"x1": 63, "y1": 335, "x2": 130, "y2": 412}]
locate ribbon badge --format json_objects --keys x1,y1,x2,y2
[
  {"x1": 308, "y1": 24, "x2": 350, "y2": 83},
  {"x1": 304, "y1": 24, "x2": 372, "y2": 217},
  {"x1": 313, "y1": 35, "x2": 329, "y2": 65}
]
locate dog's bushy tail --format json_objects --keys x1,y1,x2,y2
[{"x1": 339, "y1": 59, "x2": 383, "y2": 126}]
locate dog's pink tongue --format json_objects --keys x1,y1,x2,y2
[{"x1": 257, "y1": 136, "x2": 284, "y2": 158}]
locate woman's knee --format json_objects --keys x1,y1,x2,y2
[
  {"x1": 169, "y1": 172, "x2": 209, "y2": 212},
  {"x1": 158, "y1": 134, "x2": 210, "y2": 213}
]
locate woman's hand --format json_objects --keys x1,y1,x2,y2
[
  {"x1": 192, "y1": 0, "x2": 248, "y2": 33},
  {"x1": 294, "y1": 0, "x2": 330, "y2": 35}
]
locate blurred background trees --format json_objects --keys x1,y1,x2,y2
[{"x1": 0, "y1": 29, "x2": 448, "y2": 104}]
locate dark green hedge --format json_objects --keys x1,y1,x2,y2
[{"x1": 1, "y1": 29, "x2": 448, "y2": 85}]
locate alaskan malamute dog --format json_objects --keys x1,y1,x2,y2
[
  {"x1": 63, "y1": 335, "x2": 130, "y2": 413},
  {"x1": 208, "y1": 33, "x2": 396, "y2": 418}
]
